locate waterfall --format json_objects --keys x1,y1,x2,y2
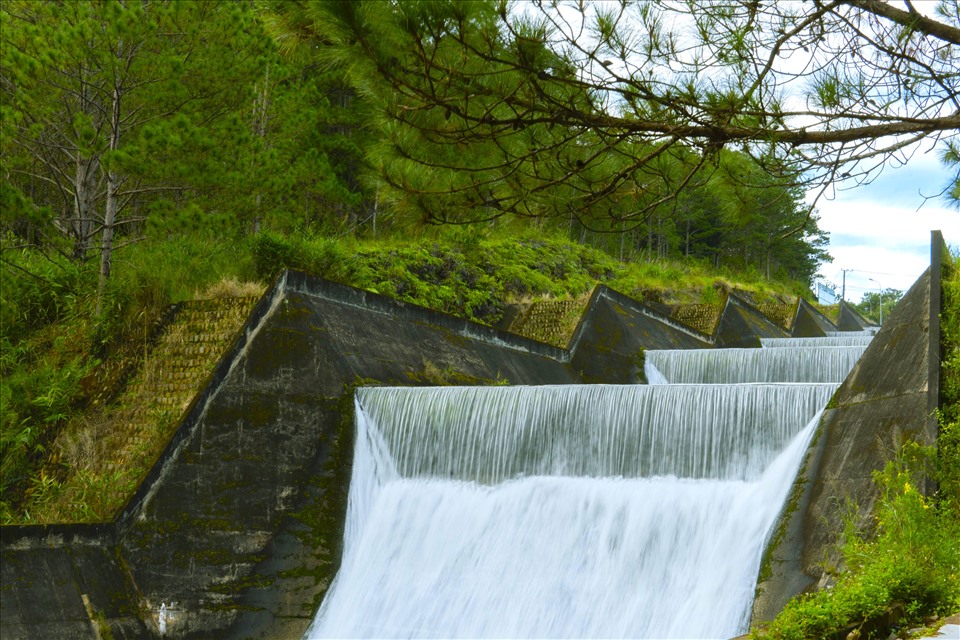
[
  {"x1": 826, "y1": 329, "x2": 877, "y2": 337},
  {"x1": 762, "y1": 336, "x2": 873, "y2": 348},
  {"x1": 354, "y1": 385, "x2": 835, "y2": 482},
  {"x1": 305, "y1": 383, "x2": 834, "y2": 639},
  {"x1": 645, "y1": 346, "x2": 866, "y2": 384}
]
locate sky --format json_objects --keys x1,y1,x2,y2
[{"x1": 809, "y1": 148, "x2": 959, "y2": 303}]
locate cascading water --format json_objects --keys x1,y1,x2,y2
[
  {"x1": 826, "y1": 329, "x2": 877, "y2": 337},
  {"x1": 305, "y1": 383, "x2": 835, "y2": 639},
  {"x1": 761, "y1": 336, "x2": 873, "y2": 348},
  {"x1": 644, "y1": 346, "x2": 866, "y2": 384}
]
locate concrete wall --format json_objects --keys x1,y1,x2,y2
[
  {"x1": 7, "y1": 261, "x2": 914, "y2": 639},
  {"x1": 116, "y1": 273, "x2": 582, "y2": 639},
  {"x1": 568, "y1": 286, "x2": 713, "y2": 383},
  {"x1": 715, "y1": 293, "x2": 789, "y2": 348},
  {"x1": 837, "y1": 300, "x2": 877, "y2": 331},
  {"x1": 1, "y1": 525, "x2": 153, "y2": 639},
  {"x1": 792, "y1": 298, "x2": 835, "y2": 337},
  {"x1": 752, "y1": 231, "x2": 946, "y2": 623}
]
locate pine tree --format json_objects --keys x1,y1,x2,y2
[{"x1": 1, "y1": 0, "x2": 269, "y2": 313}]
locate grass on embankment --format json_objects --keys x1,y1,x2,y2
[{"x1": 1, "y1": 227, "x2": 807, "y2": 524}]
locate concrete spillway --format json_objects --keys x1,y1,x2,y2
[
  {"x1": 761, "y1": 336, "x2": 874, "y2": 348},
  {"x1": 1, "y1": 243, "x2": 942, "y2": 640},
  {"x1": 305, "y1": 383, "x2": 834, "y2": 638},
  {"x1": 825, "y1": 330, "x2": 876, "y2": 337},
  {"x1": 645, "y1": 346, "x2": 866, "y2": 384}
]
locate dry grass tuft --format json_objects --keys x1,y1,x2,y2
[{"x1": 197, "y1": 277, "x2": 265, "y2": 300}]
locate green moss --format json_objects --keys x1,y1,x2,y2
[
  {"x1": 635, "y1": 348, "x2": 647, "y2": 384},
  {"x1": 285, "y1": 392, "x2": 358, "y2": 613},
  {"x1": 825, "y1": 388, "x2": 841, "y2": 410},
  {"x1": 406, "y1": 360, "x2": 506, "y2": 386},
  {"x1": 94, "y1": 609, "x2": 114, "y2": 640}
]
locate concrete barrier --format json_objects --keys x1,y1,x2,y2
[
  {"x1": 752, "y1": 231, "x2": 947, "y2": 624},
  {"x1": 3, "y1": 241, "x2": 940, "y2": 639}
]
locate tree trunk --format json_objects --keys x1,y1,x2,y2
[
  {"x1": 96, "y1": 84, "x2": 121, "y2": 316},
  {"x1": 72, "y1": 78, "x2": 100, "y2": 261},
  {"x1": 73, "y1": 156, "x2": 97, "y2": 260}
]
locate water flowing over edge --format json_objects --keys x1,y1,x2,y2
[
  {"x1": 354, "y1": 384, "x2": 835, "y2": 481},
  {"x1": 761, "y1": 336, "x2": 873, "y2": 348},
  {"x1": 304, "y1": 394, "x2": 823, "y2": 639},
  {"x1": 644, "y1": 347, "x2": 865, "y2": 384}
]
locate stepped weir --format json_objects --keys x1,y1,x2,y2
[
  {"x1": 1, "y1": 240, "x2": 944, "y2": 640},
  {"x1": 645, "y1": 346, "x2": 866, "y2": 384},
  {"x1": 761, "y1": 336, "x2": 874, "y2": 348},
  {"x1": 306, "y1": 335, "x2": 862, "y2": 638}
]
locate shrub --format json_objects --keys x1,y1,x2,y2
[
  {"x1": 757, "y1": 449, "x2": 960, "y2": 639},
  {"x1": 0, "y1": 246, "x2": 87, "y2": 342}
]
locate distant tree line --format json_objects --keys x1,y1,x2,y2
[{"x1": 13, "y1": 0, "x2": 958, "y2": 308}]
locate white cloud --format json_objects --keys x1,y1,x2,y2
[{"x1": 810, "y1": 153, "x2": 959, "y2": 302}]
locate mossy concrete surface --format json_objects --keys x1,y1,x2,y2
[
  {"x1": 752, "y1": 232, "x2": 946, "y2": 624},
  {"x1": 838, "y1": 299, "x2": 877, "y2": 331},
  {"x1": 1, "y1": 525, "x2": 152, "y2": 639},
  {"x1": 3, "y1": 265, "x2": 893, "y2": 639},
  {"x1": 568, "y1": 286, "x2": 713, "y2": 383},
  {"x1": 497, "y1": 295, "x2": 591, "y2": 348},
  {"x1": 732, "y1": 290, "x2": 798, "y2": 333},
  {"x1": 793, "y1": 298, "x2": 836, "y2": 337},
  {"x1": 715, "y1": 293, "x2": 789, "y2": 348},
  {"x1": 114, "y1": 273, "x2": 579, "y2": 639},
  {"x1": 671, "y1": 302, "x2": 724, "y2": 335}
]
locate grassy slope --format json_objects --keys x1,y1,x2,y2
[{"x1": 1, "y1": 228, "x2": 808, "y2": 524}]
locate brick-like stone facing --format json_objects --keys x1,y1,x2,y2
[{"x1": 671, "y1": 304, "x2": 723, "y2": 335}]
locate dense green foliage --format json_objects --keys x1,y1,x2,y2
[
  {"x1": 854, "y1": 289, "x2": 905, "y2": 326},
  {"x1": 0, "y1": 250, "x2": 92, "y2": 504},
  {"x1": 289, "y1": 0, "x2": 960, "y2": 220},
  {"x1": 269, "y1": 0, "x2": 831, "y2": 283},
  {"x1": 756, "y1": 456, "x2": 960, "y2": 639},
  {"x1": 938, "y1": 252, "x2": 960, "y2": 517},
  {"x1": 0, "y1": 230, "x2": 254, "y2": 518},
  {"x1": 754, "y1": 254, "x2": 960, "y2": 639}
]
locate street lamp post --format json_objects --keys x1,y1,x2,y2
[{"x1": 868, "y1": 278, "x2": 883, "y2": 326}]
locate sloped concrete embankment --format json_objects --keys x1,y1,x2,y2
[{"x1": 752, "y1": 231, "x2": 947, "y2": 623}]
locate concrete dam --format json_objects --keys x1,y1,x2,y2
[{"x1": 0, "y1": 232, "x2": 947, "y2": 638}]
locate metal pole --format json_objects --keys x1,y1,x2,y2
[{"x1": 841, "y1": 268, "x2": 854, "y2": 301}]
